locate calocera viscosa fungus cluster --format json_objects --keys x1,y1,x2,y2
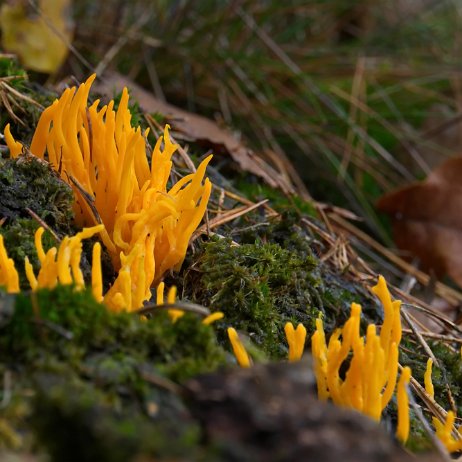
[
  {"x1": 0, "y1": 227, "x2": 224, "y2": 323},
  {"x1": 4, "y1": 74, "x2": 212, "y2": 311},
  {"x1": 311, "y1": 276, "x2": 410, "y2": 442},
  {"x1": 228, "y1": 276, "x2": 411, "y2": 443},
  {"x1": 0, "y1": 225, "x2": 103, "y2": 299}
]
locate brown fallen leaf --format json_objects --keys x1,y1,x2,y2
[
  {"x1": 378, "y1": 156, "x2": 462, "y2": 287},
  {"x1": 96, "y1": 73, "x2": 305, "y2": 197}
]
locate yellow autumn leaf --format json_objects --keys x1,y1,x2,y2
[{"x1": 0, "y1": 0, "x2": 73, "y2": 73}]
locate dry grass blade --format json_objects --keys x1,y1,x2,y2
[
  {"x1": 68, "y1": 175, "x2": 103, "y2": 225},
  {"x1": 26, "y1": 207, "x2": 60, "y2": 242},
  {"x1": 401, "y1": 329, "x2": 462, "y2": 344},
  {"x1": 191, "y1": 199, "x2": 268, "y2": 243},
  {"x1": 409, "y1": 373, "x2": 462, "y2": 452},
  {"x1": 400, "y1": 300, "x2": 462, "y2": 336},
  {"x1": 136, "y1": 302, "x2": 210, "y2": 317},
  {"x1": 0, "y1": 89, "x2": 23, "y2": 126},
  {"x1": 401, "y1": 308, "x2": 439, "y2": 366},
  {"x1": 0, "y1": 80, "x2": 43, "y2": 109}
]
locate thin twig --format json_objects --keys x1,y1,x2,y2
[
  {"x1": 26, "y1": 208, "x2": 60, "y2": 242},
  {"x1": 135, "y1": 302, "x2": 210, "y2": 317},
  {"x1": 401, "y1": 308, "x2": 439, "y2": 367}
]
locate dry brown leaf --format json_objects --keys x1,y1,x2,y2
[
  {"x1": 96, "y1": 73, "x2": 298, "y2": 196},
  {"x1": 378, "y1": 156, "x2": 462, "y2": 287}
]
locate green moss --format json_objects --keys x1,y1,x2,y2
[
  {"x1": 429, "y1": 342, "x2": 462, "y2": 412},
  {"x1": 1, "y1": 286, "x2": 225, "y2": 380},
  {"x1": 0, "y1": 218, "x2": 56, "y2": 286},
  {"x1": 401, "y1": 339, "x2": 462, "y2": 414},
  {"x1": 394, "y1": 338, "x2": 462, "y2": 452},
  {"x1": 194, "y1": 237, "x2": 320, "y2": 358},
  {"x1": 0, "y1": 285, "x2": 226, "y2": 457},
  {"x1": 0, "y1": 155, "x2": 74, "y2": 228},
  {"x1": 0, "y1": 56, "x2": 27, "y2": 81},
  {"x1": 385, "y1": 401, "x2": 434, "y2": 453},
  {"x1": 0, "y1": 155, "x2": 76, "y2": 286},
  {"x1": 30, "y1": 376, "x2": 201, "y2": 462},
  {"x1": 172, "y1": 211, "x2": 391, "y2": 363}
]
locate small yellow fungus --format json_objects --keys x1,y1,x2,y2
[
  {"x1": 284, "y1": 322, "x2": 307, "y2": 361},
  {"x1": 311, "y1": 276, "x2": 401, "y2": 422},
  {"x1": 424, "y1": 358, "x2": 434, "y2": 400},
  {"x1": 433, "y1": 412, "x2": 462, "y2": 453},
  {"x1": 0, "y1": 235, "x2": 19, "y2": 293},
  {"x1": 396, "y1": 366, "x2": 411, "y2": 443},
  {"x1": 202, "y1": 312, "x2": 224, "y2": 325},
  {"x1": 227, "y1": 327, "x2": 251, "y2": 368},
  {"x1": 1, "y1": 225, "x2": 107, "y2": 301},
  {"x1": 24, "y1": 225, "x2": 103, "y2": 293},
  {"x1": 166, "y1": 286, "x2": 184, "y2": 323},
  {"x1": 91, "y1": 242, "x2": 103, "y2": 303},
  {"x1": 423, "y1": 356, "x2": 462, "y2": 453},
  {"x1": 4, "y1": 74, "x2": 212, "y2": 312}
]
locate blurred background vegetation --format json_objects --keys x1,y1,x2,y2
[{"x1": 3, "y1": 0, "x2": 462, "y2": 243}]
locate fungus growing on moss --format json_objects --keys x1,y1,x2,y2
[
  {"x1": 156, "y1": 283, "x2": 184, "y2": 323},
  {"x1": 424, "y1": 357, "x2": 462, "y2": 453},
  {"x1": 396, "y1": 366, "x2": 411, "y2": 443},
  {"x1": 433, "y1": 412, "x2": 462, "y2": 453},
  {"x1": 311, "y1": 275, "x2": 411, "y2": 443},
  {"x1": 284, "y1": 322, "x2": 307, "y2": 362},
  {"x1": 1, "y1": 225, "x2": 105, "y2": 299},
  {"x1": 1, "y1": 226, "x2": 227, "y2": 320},
  {"x1": 24, "y1": 225, "x2": 102, "y2": 292},
  {"x1": 424, "y1": 358, "x2": 435, "y2": 400},
  {"x1": 227, "y1": 327, "x2": 251, "y2": 368},
  {"x1": 0, "y1": 234, "x2": 19, "y2": 292},
  {"x1": 4, "y1": 74, "x2": 212, "y2": 311},
  {"x1": 311, "y1": 276, "x2": 401, "y2": 422}
]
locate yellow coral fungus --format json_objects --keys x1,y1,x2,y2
[
  {"x1": 424, "y1": 358, "x2": 434, "y2": 400},
  {"x1": 0, "y1": 225, "x2": 103, "y2": 298},
  {"x1": 166, "y1": 286, "x2": 184, "y2": 323},
  {"x1": 2, "y1": 224, "x2": 142, "y2": 312},
  {"x1": 433, "y1": 411, "x2": 462, "y2": 453},
  {"x1": 423, "y1": 357, "x2": 462, "y2": 453},
  {"x1": 1, "y1": 227, "x2": 226, "y2": 321},
  {"x1": 25, "y1": 225, "x2": 103, "y2": 291},
  {"x1": 396, "y1": 366, "x2": 411, "y2": 443},
  {"x1": 227, "y1": 327, "x2": 251, "y2": 368},
  {"x1": 311, "y1": 276, "x2": 401, "y2": 423},
  {"x1": 202, "y1": 312, "x2": 224, "y2": 326},
  {"x1": 4, "y1": 74, "x2": 212, "y2": 311},
  {"x1": 0, "y1": 235, "x2": 19, "y2": 293},
  {"x1": 284, "y1": 322, "x2": 307, "y2": 361}
]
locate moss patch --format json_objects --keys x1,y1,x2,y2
[
  {"x1": 0, "y1": 155, "x2": 74, "y2": 227},
  {"x1": 0, "y1": 285, "x2": 226, "y2": 458},
  {"x1": 0, "y1": 154, "x2": 76, "y2": 286},
  {"x1": 194, "y1": 237, "x2": 320, "y2": 358},
  {"x1": 176, "y1": 213, "x2": 383, "y2": 361}
]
